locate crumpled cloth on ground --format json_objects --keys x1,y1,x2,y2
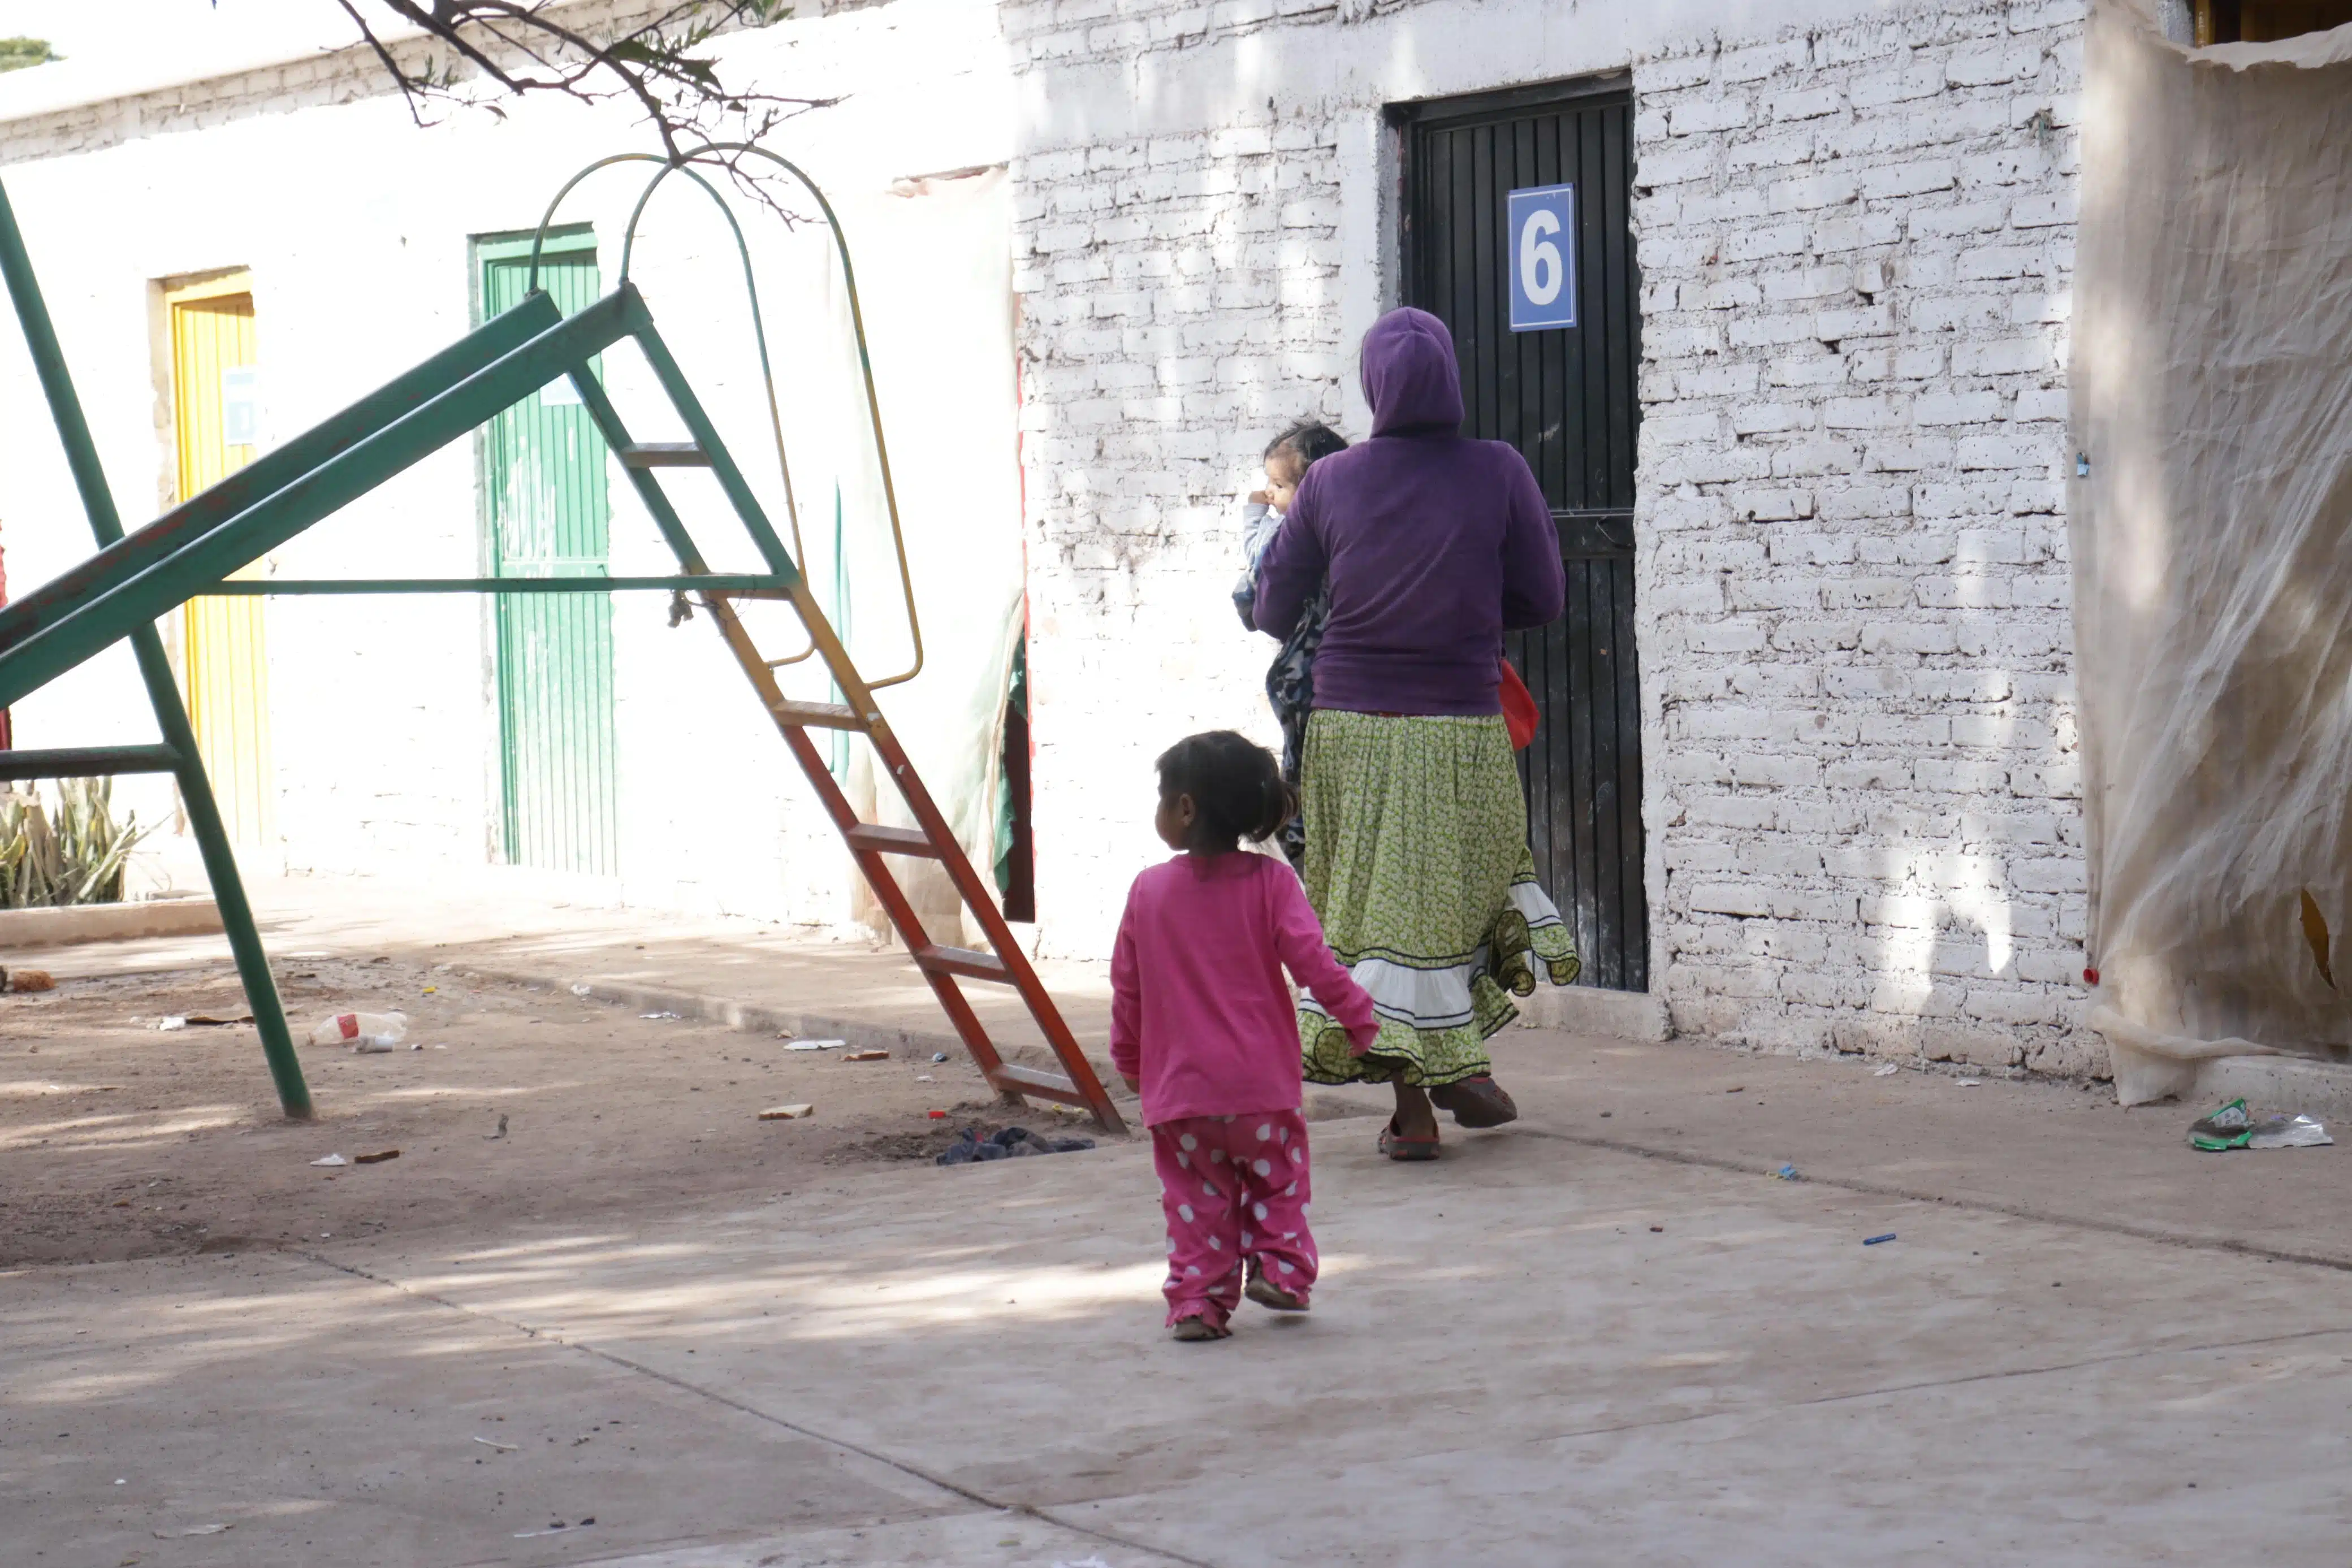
[{"x1": 935, "y1": 1125, "x2": 1095, "y2": 1166}]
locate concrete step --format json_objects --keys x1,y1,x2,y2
[
  {"x1": 2193, "y1": 1054, "x2": 2352, "y2": 1123},
  {"x1": 1515, "y1": 982, "x2": 1671, "y2": 1042},
  {"x1": 0, "y1": 895, "x2": 222, "y2": 950}
]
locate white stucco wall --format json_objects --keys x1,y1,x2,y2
[{"x1": 0, "y1": 0, "x2": 1021, "y2": 928}]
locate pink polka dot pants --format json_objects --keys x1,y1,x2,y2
[{"x1": 1152, "y1": 1110, "x2": 1315, "y2": 1329}]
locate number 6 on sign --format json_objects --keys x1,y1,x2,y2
[{"x1": 1506, "y1": 183, "x2": 1577, "y2": 332}]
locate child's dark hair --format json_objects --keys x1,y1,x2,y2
[
  {"x1": 1263, "y1": 420, "x2": 1348, "y2": 484},
  {"x1": 1156, "y1": 730, "x2": 1296, "y2": 854}
]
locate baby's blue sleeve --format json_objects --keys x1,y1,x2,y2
[{"x1": 1233, "y1": 501, "x2": 1277, "y2": 631}]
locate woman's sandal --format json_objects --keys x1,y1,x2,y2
[
  {"x1": 1429, "y1": 1075, "x2": 1519, "y2": 1129},
  {"x1": 1170, "y1": 1314, "x2": 1231, "y2": 1342},
  {"x1": 1377, "y1": 1116, "x2": 1442, "y2": 1162}
]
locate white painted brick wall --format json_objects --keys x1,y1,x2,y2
[
  {"x1": 1006, "y1": 94, "x2": 1349, "y2": 959},
  {"x1": 1007, "y1": 0, "x2": 2095, "y2": 1073},
  {"x1": 1633, "y1": 1, "x2": 2089, "y2": 1074}
]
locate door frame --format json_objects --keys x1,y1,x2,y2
[
  {"x1": 158, "y1": 267, "x2": 277, "y2": 854},
  {"x1": 469, "y1": 225, "x2": 617, "y2": 874}
]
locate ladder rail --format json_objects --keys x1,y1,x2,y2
[{"x1": 574, "y1": 341, "x2": 1128, "y2": 1135}]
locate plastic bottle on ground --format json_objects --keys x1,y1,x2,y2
[{"x1": 307, "y1": 1011, "x2": 408, "y2": 1049}]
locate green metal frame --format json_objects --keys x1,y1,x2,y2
[
  {"x1": 0, "y1": 181, "x2": 312, "y2": 1116},
  {"x1": 0, "y1": 150, "x2": 1123, "y2": 1134},
  {"x1": 0, "y1": 178, "x2": 797, "y2": 1121}
]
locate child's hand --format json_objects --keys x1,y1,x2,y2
[
  {"x1": 1121, "y1": 1072, "x2": 1142, "y2": 1093},
  {"x1": 1347, "y1": 1026, "x2": 1380, "y2": 1058},
  {"x1": 1247, "y1": 489, "x2": 1271, "y2": 505}
]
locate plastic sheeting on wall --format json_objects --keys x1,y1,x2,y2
[{"x1": 2076, "y1": 3, "x2": 2352, "y2": 1102}]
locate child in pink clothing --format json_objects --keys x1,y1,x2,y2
[{"x1": 1110, "y1": 730, "x2": 1380, "y2": 1342}]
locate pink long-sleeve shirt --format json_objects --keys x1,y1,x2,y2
[{"x1": 1110, "y1": 851, "x2": 1380, "y2": 1127}]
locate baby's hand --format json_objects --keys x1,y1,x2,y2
[
  {"x1": 1346, "y1": 1028, "x2": 1380, "y2": 1058},
  {"x1": 1121, "y1": 1072, "x2": 1143, "y2": 1093},
  {"x1": 1246, "y1": 490, "x2": 1271, "y2": 505}
]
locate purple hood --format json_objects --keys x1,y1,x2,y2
[
  {"x1": 1361, "y1": 307, "x2": 1466, "y2": 436},
  {"x1": 1251, "y1": 307, "x2": 1565, "y2": 716}
]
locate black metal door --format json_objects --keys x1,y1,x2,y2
[{"x1": 1399, "y1": 75, "x2": 1648, "y2": 992}]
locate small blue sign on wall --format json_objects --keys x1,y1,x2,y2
[
  {"x1": 1506, "y1": 183, "x2": 1578, "y2": 332},
  {"x1": 220, "y1": 365, "x2": 261, "y2": 447}
]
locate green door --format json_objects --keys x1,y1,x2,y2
[{"x1": 477, "y1": 234, "x2": 618, "y2": 874}]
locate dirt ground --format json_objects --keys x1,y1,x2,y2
[{"x1": 0, "y1": 954, "x2": 1105, "y2": 1267}]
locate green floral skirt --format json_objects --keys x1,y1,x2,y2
[{"x1": 1298, "y1": 710, "x2": 1581, "y2": 1088}]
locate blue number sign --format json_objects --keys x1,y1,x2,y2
[{"x1": 1506, "y1": 183, "x2": 1577, "y2": 332}]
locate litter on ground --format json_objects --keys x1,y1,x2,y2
[
  {"x1": 935, "y1": 1125, "x2": 1095, "y2": 1166},
  {"x1": 309, "y1": 1154, "x2": 347, "y2": 1167},
  {"x1": 1864, "y1": 1233, "x2": 1898, "y2": 1245},
  {"x1": 307, "y1": 1011, "x2": 407, "y2": 1048},
  {"x1": 353, "y1": 1149, "x2": 400, "y2": 1164},
  {"x1": 759, "y1": 1104, "x2": 815, "y2": 1121},
  {"x1": 1772, "y1": 1163, "x2": 1800, "y2": 1181},
  {"x1": 640, "y1": 1011, "x2": 682, "y2": 1021},
  {"x1": 2189, "y1": 1098, "x2": 2333, "y2": 1151},
  {"x1": 787, "y1": 1038, "x2": 845, "y2": 1051},
  {"x1": 844, "y1": 1049, "x2": 889, "y2": 1061},
  {"x1": 1873, "y1": 1062, "x2": 1901, "y2": 1076}
]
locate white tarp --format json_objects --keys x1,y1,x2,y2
[
  {"x1": 762, "y1": 169, "x2": 1026, "y2": 945},
  {"x1": 2076, "y1": 3, "x2": 2352, "y2": 1101}
]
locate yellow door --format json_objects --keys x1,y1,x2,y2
[{"x1": 169, "y1": 276, "x2": 274, "y2": 848}]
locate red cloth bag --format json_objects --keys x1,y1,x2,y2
[{"x1": 1500, "y1": 659, "x2": 1538, "y2": 751}]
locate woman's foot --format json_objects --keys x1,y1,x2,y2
[
  {"x1": 1380, "y1": 1082, "x2": 1442, "y2": 1160},
  {"x1": 1377, "y1": 1120, "x2": 1442, "y2": 1162},
  {"x1": 1245, "y1": 1274, "x2": 1310, "y2": 1312},
  {"x1": 1390, "y1": 1082, "x2": 1440, "y2": 1140},
  {"x1": 1429, "y1": 1075, "x2": 1518, "y2": 1128},
  {"x1": 1170, "y1": 1314, "x2": 1230, "y2": 1342}
]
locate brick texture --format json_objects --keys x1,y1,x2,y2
[
  {"x1": 1632, "y1": 1, "x2": 2089, "y2": 1074},
  {"x1": 1006, "y1": 90, "x2": 1350, "y2": 957},
  {"x1": 1008, "y1": 0, "x2": 2094, "y2": 1075}
]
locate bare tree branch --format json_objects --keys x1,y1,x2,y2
[{"x1": 250, "y1": 2, "x2": 836, "y2": 196}]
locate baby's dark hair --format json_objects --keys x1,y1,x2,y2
[
  {"x1": 1156, "y1": 730, "x2": 1295, "y2": 854},
  {"x1": 1263, "y1": 420, "x2": 1348, "y2": 485}
]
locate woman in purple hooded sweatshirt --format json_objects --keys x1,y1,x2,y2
[{"x1": 1253, "y1": 307, "x2": 1580, "y2": 1158}]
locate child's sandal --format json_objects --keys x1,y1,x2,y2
[
  {"x1": 1245, "y1": 1274, "x2": 1309, "y2": 1313},
  {"x1": 1170, "y1": 1314, "x2": 1230, "y2": 1342}
]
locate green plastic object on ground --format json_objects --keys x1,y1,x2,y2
[{"x1": 2188, "y1": 1098, "x2": 2333, "y2": 1151}]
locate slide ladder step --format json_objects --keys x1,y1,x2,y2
[
  {"x1": 617, "y1": 442, "x2": 711, "y2": 469},
  {"x1": 915, "y1": 945, "x2": 1012, "y2": 983},
  {"x1": 845, "y1": 824, "x2": 942, "y2": 858},
  {"x1": 766, "y1": 698, "x2": 864, "y2": 731},
  {"x1": 989, "y1": 1064, "x2": 1091, "y2": 1106}
]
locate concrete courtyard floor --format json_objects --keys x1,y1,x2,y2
[{"x1": 10, "y1": 877, "x2": 2352, "y2": 1565}]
